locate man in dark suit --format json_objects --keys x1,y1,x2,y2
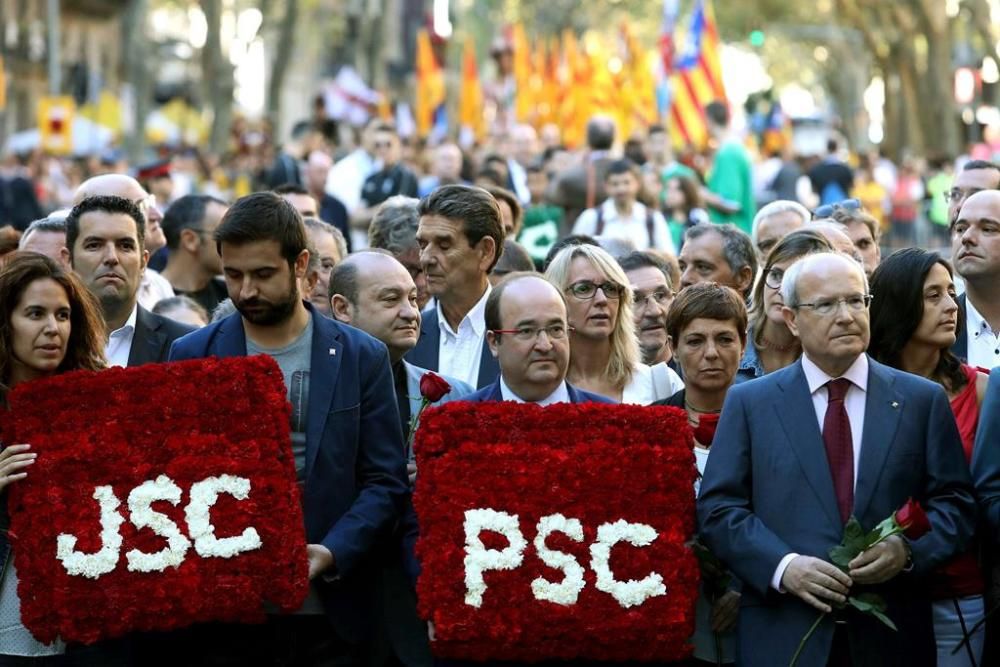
[
  {"x1": 950, "y1": 189, "x2": 1000, "y2": 367},
  {"x1": 698, "y1": 252, "x2": 977, "y2": 666},
  {"x1": 64, "y1": 195, "x2": 193, "y2": 368},
  {"x1": 972, "y1": 368, "x2": 1000, "y2": 661},
  {"x1": 407, "y1": 185, "x2": 505, "y2": 389},
  {"x1": 168, "y1": 192, "x2": 408, "y2": 663},
  {"x1": 546, "y1": 116, "x2": 616, "y2": 231},
  {"x1": 466, "y1": 273, "x2": 612, "y2": 404}
]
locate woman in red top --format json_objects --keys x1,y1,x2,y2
[{"x1": 869, "y1": 248, "x2": 989, "y2": 667}]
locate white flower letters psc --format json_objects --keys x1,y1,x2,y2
[
  {"x1": 462, "y1": 509, "x2": 666, "y2": 609},
  {"x1": 56, "y1": 474, "x2": 262, "y2": 579}
]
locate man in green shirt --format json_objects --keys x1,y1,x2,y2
[{"x1": 705, "y1": 101, "x2": 755, "y2": 235}]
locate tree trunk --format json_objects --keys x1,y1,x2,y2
[
  {"x1": 892, "y1": 40, "x2": 925, "y2": 157},
  {"x1": 915, "y1": 0, "x2": 960, "y2": 157},
  {"x1": 266, "y1": 0, "x2": 299, "y2": 132},
  {"x1": 201, "y1": 0, "x2": 233, "y2": 156},
  {"x1": 121, "y1": 0, "x2": 150, "y2": 164}
]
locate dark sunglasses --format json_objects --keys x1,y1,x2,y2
[{"x1": 814, "y1": 198, "x2": 861, "y2": 219}]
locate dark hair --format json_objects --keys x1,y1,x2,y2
[
  {"x1": 666, "y1": 175, "x2": 704, "y2": 213},
  {"x1": 23, "y1": 217, "x2": 67, "y2": 237},
  {"x1": 151, "y1": 295, "x2": 209, "y2": 324},
  {"x1": 369, "y1": 196, "x2": 420, "y2": 253},
  {"x1": 475, "y1": 168, "x2": 506, "y2": 187},
  {"x1": 749, "y1": 229, "x2": 833, "y2": 345},
  {"x1": 66, "y1": 195, "x2": 146, "y2": 255},
  {"x1": 869, "y1": 248, "x2": 967, "y2": 394},
  {"x1": 586, "y1": 117, "x2": 615, "y2": 151},
  {"x1": 483, "y1": 186, "x2": 523, "y2": 229},
  {"x1": 214, "y1": 192, "x2": 308, "y2": 267},
  {"x1": 605, "y1": 159, "x2": 639, "y2": 180},
  {"x1": 328, "y1": 259, "x2": 360, "y2": 303},
  {"x1": 684, "y1": 223, "x2": 758, "y2": 297},
  {"x1": 493, "y1": 240, "x2": 536, "y2": 277},
  {"x1": 961, "y1": 160, "x2": 1000, "y2": 175},
  {"x1": 290, "y1": 120, "x2": 312, "y2": 141},
  {"x1": 371, "y1": 121, "x2": 397, "y2": 135},
  {"x1": 272, "y1": 183, "x2": 310, "y2": 196},
  {"x1": 417, "y1": 184, "x2": 505, "y2": 272},
  {"x1": 0, "y1": 253, "x2": 106, "y2": 402},
  {"x1": 705, "y1": 101, "x2": 729, "y2": 128},
  {"x1": 162, "y1": 195, "x2": 227, "y2": 250},
  {"x1": 665, "y1": 282, "x2": 748, "y2": 349},
  {"x1": 618, "y1": 250, "x2": 672, "y2": 289},
  {"x1": 648, "y1": 124, "x2": 666, "y2": 136},
  {"x1": 484, "y1": 272, "x2": 557, "y2": 333},
  {"x1": 542, "y1": 234, "x2": 600, "y2": 272},
  {"x1": 0, "y1": 226, "x2": 21, "y2": 256},
  {"x1": 826, "y1": 138, "x2": 839, "y2": 154}
]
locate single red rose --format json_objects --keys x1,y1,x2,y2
[
  {"x1": 419, "y1": 372, "x2": 451, "y2": 403},
  {"x1": 895, "y1": 498, "x2": 931, "y2": 539}
]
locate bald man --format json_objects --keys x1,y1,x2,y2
[
  {"x1": 75, "y1": 174, "x2": 174, "y2": 309},
  {"x1": 302, "y1": 151, "x2": 351, "y2": 249},
  {"x1": 952, "y1": 190, "x2": 1000, "y2": 367},
  {"x1": 809, "y1": 220, "x2": 864, "y2": 266},
  {"x1": 72, "y1": 176, "x2": 193, "y2": 365}
]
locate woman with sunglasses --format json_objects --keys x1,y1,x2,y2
[
  {"x1": 869, "y1": 248, "x2": 989, "y2": 667},
  {"x1": 545, "y1": 243, "x2": 679, "y2": 403},
  {"x1": 0, "y1": 253, "x2": 108, "y2": 662},
  {"x1": 736, "y1": 229, "x2": 833, "y2": 382}
]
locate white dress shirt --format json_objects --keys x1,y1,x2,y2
[
  {"x1": 507, "y1": 159, "x2": 531, "y2": 205},
  {"x1": 437, "y1": 285, "x2": 491, "y2": 388},
  {"x1": 571, "y1": 199, "x2": 677, "y2": 254},
  {"x1": 499, "y1": 377, "x2": 571, "y2": 406},
  {"x1": 105, "y1": 305, "x2": 139, "y2": 368},
  {"x1": 965, "y1": 297, "x2": 1000, "y2": 369},
  {"x1": 770, "y1": 353, "x2": 869, "y2": 591}
]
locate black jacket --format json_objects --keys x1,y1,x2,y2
[{"x1": 127, "y1": 306, "x2": 196, "y2": 367}]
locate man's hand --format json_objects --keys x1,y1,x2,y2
[
  {"x1": 306, "y1": 544, "x2": 335, "y2": 580},
  {"x1": 781, "y1": 555, "x2": 852, "y2": 613},
  {"x1": 848, "y1": 535, "x2": 908, "y2": 585},
  {"x1": 711, "y1": 590, "x2": 740, "y2": 633}
]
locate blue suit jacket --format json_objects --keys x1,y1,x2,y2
[
  {"x1": 697, "y1": 356, "x2": 976, "y2": 667},
  {"x1": 952, "y1": 293, "x2": 968, "y2": 361},
  {"x1": 405, "y1": 307, "x2": 500, "y2": 389},
  {"x1": 168, "y1": 303, "x2": 409, "y2": 637},
  {"x1": 464, "y1": 378, "x2": 616, "y2": 404},
  {"x1": 972, "y1": 367, "x2": 1000, "y2": 539}
]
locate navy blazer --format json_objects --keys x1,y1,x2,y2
[
  {"x1": 697, "y1": 356, "x2": 976, "y2": 667},
  {"x1": 168, "y1": 303, "x2": 409, "y2": 636},
  {"x1": 464, "y1": 378, "x2": 615, "y2": 404},
  {"x1": 952, "y1": 292, "x2": 968, "y2": 361},
  {"x1": 128, "y1": 305, "x2": 195, "y2": 367},
  {"x1": 405, "y1": 307, "x2": 499, "y2": 389},
  {"x1": 972, "y1": 367, "x2": 1000, "y2": 540}
]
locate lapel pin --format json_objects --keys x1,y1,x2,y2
[
  {"x1": 891, "y1": 401, "x2": 899, "y2": 409},
  {"x1": 329, "y1": 348, "x2": 336, "y2": 356}
]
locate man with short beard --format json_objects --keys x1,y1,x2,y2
[{"x1": 168, "y1": 192, "x2": 407, "y2": 664}]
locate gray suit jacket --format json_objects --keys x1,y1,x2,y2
[{"x1": 403, "y1": 361, "x2": 473, "y2": 456}]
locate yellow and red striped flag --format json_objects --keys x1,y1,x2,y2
[
  {"x1": 415, "y1": 28, "x2": 446, "y2": 138},
  {"x1": 668, "y1": 0, "x2": 726, "y2": 149},
  {"x1": 458, "y1": 38, "x2": 484, "y2": 141}
]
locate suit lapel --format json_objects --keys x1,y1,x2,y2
[
  {"x1": 210, "y1": 314, "x2": 249, "y2": 358},
  {"x1": 476, "y1": 338, "x2": 500, "y2": 389},
  {"x1": 852, "y1": 360, "x2": 903, "y2": 521},
  {"x1": 408, "y1": 309, "x2": 440, "y2": 371},
  {"x1": 951, "y1": 293, "x2": 968, "y2": 361},
  {"x1": 487, "y1": 380, "x2": 503, "y2": 401},
  {"x1": 127, "y1": 308, "x2": 165, "y2": 367},
  {"x1": 774, "y1": 362, "x2": 843, "y2": 531},
  {"x1": 404, "y1": 362, "x2": 423, "y2": 417},
  {"x1": 304, "y1": 315, "x2": 342, "y2": 481}
]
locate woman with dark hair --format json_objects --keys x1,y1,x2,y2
[
  {"x1": 663, "y1": 174, "x2": 709, "y2": 251},
  {"x1": 869, "y1": 248, "x2": 989, "y2": 667},
  {"x1": 0, "y1": 253, "x2": 107, "y2": 660},
  {"x1": 736, "y1": 228, "x2": 833, "y2": 383},
  {"x1": 652, "y1": 282, "x2": 747, "y2": 665}
]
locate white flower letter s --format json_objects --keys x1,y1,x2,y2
[
  {"x1": 185, "y1": 475, "x2": 262, "y2": 558},
  {"x1": 531, "y1": 514, "x2": 586, "y2": 606},
  {"x1": 463, "y1": 508, "x2": 527, "y2": 608},
  {"x1": 56, "y1": 485, "x2": 124, "y2": 579},
  {"x1": 589, "y1": 520, "x2": 666, "y2": 608},
  {"x1": 126, "y1": 475, "x2": 191, "y2": 572}
]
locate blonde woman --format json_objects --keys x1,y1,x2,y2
[{"x1": 545, "y1": 243, "x2": 681, "y2": 403}]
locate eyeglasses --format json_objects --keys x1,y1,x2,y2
[
  {"x1": 764, "y1": 267, "x2": 785, "y2": 290},
  {"x1": 944, "y1": 187, "x2": 984, "y2": 204},
  {"x1": 491, "y1": 324, "x2": 572, "y2": 342},
  {"x1": 373, "y1": 141, "x2": 393, "y2": 149},
  {"x1": 633, "y1": 287, "x2": 674, "y2": 309},
  {"x1": 792, "y1": 293, "x2": 873, "y2": 316},
  {"x1": 814, "y1": 198, "x2": 861, "y2": 219},
  {"x1": 566, "y1": 280, "x2": 624, "y2": 300}
]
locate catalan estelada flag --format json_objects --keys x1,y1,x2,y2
[{"x1": 668, "y1": 0, "x2": 726, "y2": 149}]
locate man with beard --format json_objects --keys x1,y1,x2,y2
[
  {"x1": 168, "y1": 192, "x2": 408, "y2": 664},
  {"x1": 66, "y1": 195, "x2": 192, "y2": 367}
]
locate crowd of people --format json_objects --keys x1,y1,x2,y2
[{"x1": 0, "y1": 101, "x2": 999, "y2": 667}]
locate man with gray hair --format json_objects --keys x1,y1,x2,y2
[
  {"x1": 678, "y1": 223, "x2": 757, "y2": 299},
  {"x1": 18, "y1": 217, "x2": 69, "y2": 267},
  {"x1": 699, "y1": 251, "x2": 976, "y2": 666},
  {"x1": 369, "y1": 196, "x2": 430, "y2": 310},
  {"x1": 751, "y1": 199, "x2": 810, "y2": 262}
]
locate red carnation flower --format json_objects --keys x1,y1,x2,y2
[
  {"x1": 419, "y1": 372, "x2": 451, "y2": 403},
  {"x1": 895, "y1": 498, "x2": 931, "y2": 539}
]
